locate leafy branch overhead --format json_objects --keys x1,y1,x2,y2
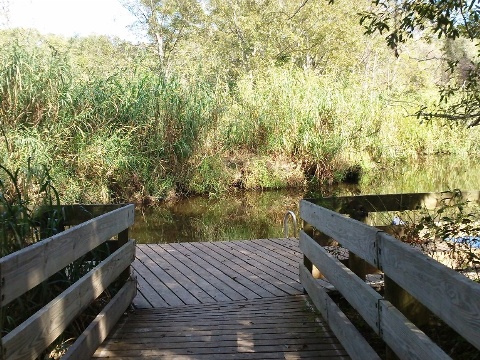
[{"x1": 357, "y1": 0, "x2": 480, "y2": 127}]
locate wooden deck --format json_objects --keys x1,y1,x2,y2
[
  {"x1": 92, "y1": 239, "x2": 350, "y2": 359},
  {"x1": 132, "y1": 238, "x2": 304, "y2": 308}
]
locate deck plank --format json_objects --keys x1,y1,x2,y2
[
  {"x1": 169, "y1": 242, "x2": 259, "y2": 300},
  {"x1": 93, "y1": 295, "x2": 349, "y2": 359},
  {"x1": 145, "y1": 244, "x2": 224, "y2": 303},
  {"x1": 94, "y1": 239, "x2": 348, "y2": 359},
  {"x1": 196, "y1": 241, "x2": 288, "y2": 297},
  {"x1": 131, "y1": 238, "x2": 305, "y2": 308},
  {"x1": 131, "y1": 258, "x2": 171, "y2": 308},
  {"x1": 157, "y1": 244, "x2": 244, "y2": 302},
  {"x1": 222, "y1": 241, "x2": 302, "y2": 285},
  {"x1": 184, "y1": 242, "x2": 275, "y2": 298}
]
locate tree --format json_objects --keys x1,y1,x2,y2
[
  {"x1": 358, "y1": 0, "x2": 480, "y2": 127},
  {"x1": 121, "y1": 0, "x2": 205, "y2": 72}
]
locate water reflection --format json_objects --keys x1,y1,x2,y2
[{"x1": 131, "y1": 156, "x2": 480, "y2": 243}]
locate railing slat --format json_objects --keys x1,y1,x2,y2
[
  {"x1": 62, "y1": 277, "x2": 137, "y2": 360},
  {"x1": 299, "y1": 200, "x2": 378, "y2": 264},
  {"x1": 2, "y1": 239, "x2": 135, "y2": 360},
  {"x1": 300, "y1": 230, "x2": 451, "y2": 360},
  {"x1": 299, "y1": 264, "x2": 381, "y2": 360},
  {"x1": 306, "y1": 190, "x2": 480, "y2": 212},
  {"x1": 0, "y1": 204, "x2": 134, "y2": 306},
  {"x1": 299, "y1": 230, "x2": 380, "y2": 331},
  {"x1": 377, "y1": 232, "x2": 480, "y2": 350}
]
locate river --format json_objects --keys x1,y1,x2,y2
[{"x1": 130, "y1": 156, "x2": 480, "y2": 243}]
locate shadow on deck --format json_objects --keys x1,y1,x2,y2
[{"x1": 92, "y1": 238, "x2": 350, "y2": 359}]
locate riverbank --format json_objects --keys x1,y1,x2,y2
[{"x1": 2, "y1": 31, "x2": 480, "y2": 204}]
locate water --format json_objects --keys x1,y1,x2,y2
[{"x1": 130, "y1": 156, "x2": 480, "y2": 243}]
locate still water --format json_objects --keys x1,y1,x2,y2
[{"x1": 131, "y1": 156, "x2": 480, "y2": 243}]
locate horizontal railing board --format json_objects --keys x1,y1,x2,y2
[
  {"x1": 299, "y1": 264, "x2": 381, "y2": 360},
  {"x1": 2, "y1": 239, "x2": 136, "y2": 360},
  {"x1": 377, "y1": 232, "x2": 480, "y2": 350},
  {"x1": 0, "y1": 204, "x2": 134, "y2": 306},
  {"x1": 34, "y1": 204, "x2": 129, "y2": 226},
  {"x1": 62, "y1": 278, "x2": 137, "y2": 360},
  {"x1": 300, "y1": 231, "x2": 450, "y2": 360},
  {"x1": 299, "y1": 230, "x2": 380, "y2": 331},
  {"x1": 378, "y1": 300, "x2": 450, "y2": 360},
  {"x1": 299, "y1": 200, "x2": 378, "y2": 264},
  {"x1": 305, "y1": 190, "x2": 480, "y2": 213}
]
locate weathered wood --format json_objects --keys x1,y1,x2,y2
[
  {"x1": 131, "y1": 256, "x2": 174, "y2": 307},
  {"x1": 173, "y1": 242, "x2": 261, "y2": 300},
  {"x1": 377, "y1": 231, "x2": 480, "y2": 350},
  {"x1": 299, "y1": 264, "x2": 381, "y2": 360},
  {"x1": 300, "y1": 231, "x2": 380, "y2": 331},
  {"x1": 306, "y1": 190, "x2": 480, "y2": 213},
  {"x1": 142, "y1": 245, "x2": 214, "y2": 304},
  {"x1": 191, "y1": 241, "x2": 281, "y2": 297},
  {"x1": 93, "y1": 295, "x2": 348, "y2": 359},
  {"x1": 300, "y1": 200, "x2": 378, "y2": 265},
  {"x1": 378, "y1": 300, "x2": 450, "y2": 360},
  {"x1": 62, "y1": 278, "x2": 137, "y2": 360},
  {"x1": 135, "y1": 246, "x2": 198, "y2": 306},
  {"x1": 131, "y1": 239, "x2": 308, "y2": 309},
  {"x1": 2, "y1": 240, "x2": 135, "y2": 360},
  {"x1": 148, "y1": 244, "x2": 230, "y2": 303},
  {"x1": 300, "y1": 230, "x2": 451, "y2": 359},
  {"x1": 384, "y1": 275, "x2": 430, "y2": 327},
  {"x1": 213, "y1": 241, "x2": 302, "y2": 293},
  {"x1": 0, "y1": 204, "x2": 135, "y2": 306},
  {"x1": 163, "y1": 243, "x2": 246, "y2": 302}
]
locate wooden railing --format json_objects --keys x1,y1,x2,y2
[
  {"x1": 0, "y1": 204, "x2": 136, "y2": 360},
  {"x1": 299, "y1": 191, "x2": 480, "y2": 360}
]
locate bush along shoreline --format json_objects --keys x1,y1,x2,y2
[{"x1": 1, "y1": 31, "x2": 480, "y2": 204}]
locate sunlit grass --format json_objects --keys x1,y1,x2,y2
[{"x1": 1, "y1": 36, "x2": 480, "y2": 202}]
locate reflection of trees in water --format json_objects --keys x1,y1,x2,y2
[
  {"x1": 361, "y1": 156, "x2": 480, "y2": 195},
  {"x1": 131, "y1": 156, "x2": 480, "y2": 244},
  {"x1": 131, "y1": 190, "x2": 303, "y2": 243}
]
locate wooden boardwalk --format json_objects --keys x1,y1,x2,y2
[{"x1": 92, "y1": 239, "x2": 350, "y2": 359}]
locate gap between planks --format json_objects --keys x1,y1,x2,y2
[{"x1": 132, "y1": 238, "x2": 304, "y2": 309}]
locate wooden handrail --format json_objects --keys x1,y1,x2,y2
[
  {"x1": 0, "y1": 204, "x2": 136, "y2": 360},
  {"x1": 299, "y1": 195, "x2": 480, "y2": 359}
]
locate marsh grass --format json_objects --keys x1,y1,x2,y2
[
  {"x1": 0, "y1": 160, "x2": 117, "y2": 358},
  {"x1": 1, "y1": 34, "x2": 480, "y2": 201}
]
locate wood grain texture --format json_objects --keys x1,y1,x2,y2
[
  {"x1": 2, "y1": 240, "x2": 135, "y2": 360},
  {"x1": 131, "y1": 239, "x2": 305, "y2": 309},
  {"x1": 300, "y1": 231, "x2": 453, "y2": 359},
  {"x1": 62, "y1": 278, "x2": 137, "y2": 360},
  {"x1": 299, "y1": 264, "x2": 381, "y2": 360},
  {"x1": 306, "y1": 191, "x2": 480, "y2": 213},
  {"x1": 299, "y1": 200, "x2": 378, "y2": 265},
  {"x1": 377, "y1": 232, "x2": 480, "y2": 350},
  {"x1": 93, "y1": 295, "x2": 349, "y2": 359},
  {"x1": 378, "y1": 300, "x2": 449, "y2": 360},
  {"x1": 300, "y1": 231, "x2": 380, "y2": 331},
  {"x1": 0, "y1": 204, "x2": 134, "y2": 306}
]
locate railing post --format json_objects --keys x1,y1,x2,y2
[
  {"x1": 347, "y1": 203, "x2": 367, "y2": 281},
  {"x1": 302, "y1": 221, "x2": 324, "y2": 279},
  {"x1": 377, "y1": 234, "x2": 431, "y2": 360},
  {"x1": 117, "y1": 228, "x2": 131, "y2": 282}
]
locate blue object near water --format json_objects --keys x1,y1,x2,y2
[
  {"x1": 446, "y1": 236, "x2": 480, "y2": 248},
  {"x1": 391, "y1": 216, "x2": 405, "y2": 226}
]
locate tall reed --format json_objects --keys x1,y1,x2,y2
[{"x1": 1, "y1": 31, "x2": 480, "y2": 201}]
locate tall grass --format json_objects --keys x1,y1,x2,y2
[{"x1": 1, "y1": 33, "x2": 480, "y2": 201}]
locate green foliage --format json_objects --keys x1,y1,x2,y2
[
  {"x1": 1, "y1": 6, "x2": 480, "y2": 200},
  {"x1": 388, "y1": 191, "x2": 480, "y2": 279},
  {"x1": 359, "y1": 0, "x2": 480, "y2": 127},
  {"x1": 0, "y1": 159, "x2": 59, "y2": 255}
]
